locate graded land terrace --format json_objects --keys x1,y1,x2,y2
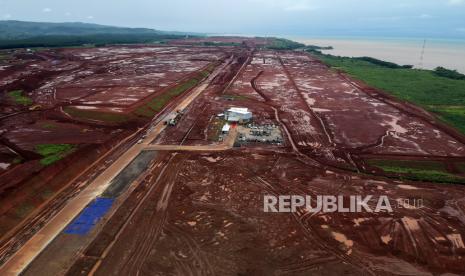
[{"x1": 0, "y1": 37, "x2": 465, "y2": 275}]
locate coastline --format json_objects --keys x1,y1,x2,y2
[{"x1": 290, "y1": 37, "x2": 465, "y2": 73}]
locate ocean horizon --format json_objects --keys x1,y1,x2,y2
[{"x1": 288, "y1": 36, "x2": 465, "y2": 73}]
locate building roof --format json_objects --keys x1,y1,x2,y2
[
  {"x1": 227, "y1": 116, "x2": 240, "y2": 122},
  {"x1": 222, "y1": 124, "x2": 231, "y2": 132},
  {"x1": 228, "y1": 107, "x2": 250, "y2": 115}
]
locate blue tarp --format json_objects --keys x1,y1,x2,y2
[{"x1": 64, "y1": 197, "x2": 114, "y2": 235}]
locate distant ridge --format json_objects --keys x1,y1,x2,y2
[
  {"x1": 0, "y1": 20, "x2": 203, "y2": 49},
  {"x1": 0, "y1": 20, "x2": 201, "y2": 40}
]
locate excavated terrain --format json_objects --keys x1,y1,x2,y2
[
  {"x1": 0, "y1": 44, "x2": 233, "y2": 257},
  {"x1": 1, "y1": 39, "x2": 465, "y2": 275}
]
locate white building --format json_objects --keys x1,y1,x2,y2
[
  {"x1": 225, "y1": 107, "x2": 252, "y2": 123},
  {"x1": 221, "y1": 123, "x2": 231, "y2": 134}
]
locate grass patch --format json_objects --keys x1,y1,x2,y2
[
  {"x1": 368, "y1": 159, "x2": 446, "y2": 171},
  {"x1": 133, "y1": 106, "x2": 155, "y2": 118},
  {"x1": 136, "y1": 78, "x2": 199, "y2": 117},
  {"x1": 223, "y1": 94, "x2": 250, "y2": 100},
  {"x1": 149, "y1": 78, "x2": 199, "y2": 111},
  {"x1": 8, "y1": 90, "x2": 33, "y2": 106},
  {"x1": 64, "y1": 107, "x2": 132, "y2": 123},
  {"x1": 431, "y1": 106, "x2": 465, "y2": 134},
  {"x1": 35, "y1": 143, "x2": 76, "y2": 166},
  {"x1": 207, "y1": 118, "x2": 227, "y2": 141},
  {"x1": 40, "y1": 189, "x2": 55, "y2": 200},
  {"x1": 200, "y1": 41, "x2": 242, "y2": 47},
  {"x1": 12, "y1": 156, "x2": 23, "y2": 164},
  {"x1": 15, "y1": 203, "x2": 34, "y2": 218},
  {"x1": 313, "y1": 53, "x2": 465, "y2": 135},
  {"x1": 40, "y1": 122, "x2": 58, "y2": 129},
  {"x1": 367, "y1": 159, "x2": 465, "y2": 184},
  {"x1": 434, "y1": 66, "x2": 465, "y2": 80},
  {"x1": 456, "y1": 162, "x2": 465, "y2": 174},
  {"x1": 266, "y1": 38, "x2": 305, "y2": 50},
  {"x1": 134, "y1": 68, "x2": 212, "y2": 117},
  {"x1": 0, "y1": 34, "x2": 184, "y2": 49}
]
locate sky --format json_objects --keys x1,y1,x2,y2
[{"x1": 1, "y1": 0, "x2": 465, "y2": 38}]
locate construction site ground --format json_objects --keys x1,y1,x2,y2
[{"x1": 1, "y1": 38, "x2": 465, "y2": 275}]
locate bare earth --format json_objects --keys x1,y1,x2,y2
[{"x1": 1, "y1": 37, "x2": 465, "y2": 275}]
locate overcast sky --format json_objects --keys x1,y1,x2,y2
[{"x1": 1, "y1": 0, "x2": 465, "y2": 38}]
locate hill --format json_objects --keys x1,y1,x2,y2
[
  {"x1": 0, "y1": 20, "x2": 202, "y2": 48},
  {"x1": 0, "y1": 20, "x2": 174, "y2": 39}
]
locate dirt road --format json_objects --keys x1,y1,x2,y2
[{"x1": 144, "y1": 126, "x2": 237, "y2": 151}]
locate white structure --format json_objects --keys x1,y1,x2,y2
[
  {"x1": 222, "y1": 123, "x2": 231, "y2": 134},
  {"x1": 225, "y1": 107, "x2": 252, "y2": 123}
]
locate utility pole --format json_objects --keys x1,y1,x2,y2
[{"x1": 419, "y1": 39, "x2": 426, "y2": 69}]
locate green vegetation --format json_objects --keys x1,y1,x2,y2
[
  {"x1": 369, "y1": 159, "x2": 445, "y2": 171},
  {"x1": 0, "y1": 33, "x2": 183, "y2": 49},
  {"x1": 15, "y1": 203, "x2": 34, "y2": 218},
  {"x1": 40, "y1": 189, "x2": 55, "y2": 200},
  {"x1": 222, "y1": 94, "x2": 250, "y2": 100},
  {"x1": 368, "y1": 159, "x2": 465, "y2": 184},
  {"x1": 456, "y1": 162, "x2": 465, "y2": 174},
  {"x1": 40, "y1": 122, "x2": 58, "y2": 129},
  {"x1": 12, "y1": 156, "x2": 23, "y2": 165},
  {"x1": 207, "y1": 118, "x2": 227, "y2": 141},
  {"x1": 431, "y1": 106, "x2": 465, "y2": 134},
  {"x1": 304, "y1": 45, "x2": 334, "y2": 51},
  {"x1": 312, "y1": 52, "x2": 465, "y2": 134},
  {"x1": 135, "y1": 78, "x2": 200, "y2": 117},
  {"x1": 64, "y1": 107, "x2": 132, "y2": 123},
  {"x1": 266, "y1": 38, "x2": 305, "y2": 50},
  {"x1": 0, "y1": 20, "x2": 203, "y2": 49},
  {"x1": 35, "y1": 144, "x2": 76, "y2": 166},
  {"x1": 201, "y1": 41, "x2": 242, "y2": 47},
  {"x1": 135, "y1": 68, "x2": 212, "y2": 117},
  {"x1": 434, "y1": 66, "x2": 465, "y2": 80},
  {"x1": 8, "y1": 90, "x2": 33, "y2": 106},
  {"x1": 0, "y1": 20, "x2": 190, "y2": 39},
  {"x1": 354, "y1": 57, "x2": 413, "y2": 69}
]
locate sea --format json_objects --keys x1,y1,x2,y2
[{"x1": 288, "y1": 36, "x2": 465, "y2": 73}]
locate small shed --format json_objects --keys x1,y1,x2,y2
[{"x1": 222, "y1": 123, "x2": 231, "y2": 134}]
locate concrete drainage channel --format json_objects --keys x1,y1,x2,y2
[{"x1": 22, "y1": 151, "x2": 157, "y2": 275}]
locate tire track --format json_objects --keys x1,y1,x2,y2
[
  {"x1": 244, "y1": 165, "x2": 375, "y2": 275},
  {"x1": 277, "y1": 55, "x2": 334, "y2": 147},
  {"x1": 88, "y1": 154, "x2": 176, "y2": 276}
]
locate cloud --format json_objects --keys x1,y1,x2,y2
[
  {"x1": 250, "y1": 0, "x2": 317, "y2": 12},
  {"x1": 448, "y1": 0, "x2": 464, "y2": 5},
  {"x1": 418, "y1": 14, "x2": 433, "y2": 19},
  {"x1": 87, "y1": 15, "x2": 94, "y2": 19},
  {"x1": 65, "y1": 12, "x2": 72, "y2": 16},
  {"x1": 360, "y1": 14, "x2": 435, "y2": 22},
  {"x1": 3, "y1": 14, "x2": 12, "y2": 19},
  {"x1": 457, "y1": 27, "x2": 465, "y2": 32},
  {"x1": 284, "y1": 1, "x2": 317, "y2": 11},
  {"x1": 42, "y1": 8, "x2": 52, "y2": 13},
  {"x1": 396, "y1": 3, "x2": 413, "y2": 8},
  {"x1": 359, "y1": 16, "x2": 401, "y2": 22}
]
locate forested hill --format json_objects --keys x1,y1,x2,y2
[
  {"x1": 0, "y1": 20, "x2": 201, "y2": 48},
  {"x1": 0, "y1": 20, "x2": 175, "y2": 39}
]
